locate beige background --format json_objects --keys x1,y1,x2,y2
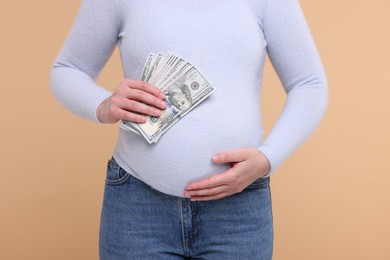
[{"x1": 1, "y1": 0, "x2": 389, "y2": 259}]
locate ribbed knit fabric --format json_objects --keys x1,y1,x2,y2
[{"x1": 50, "y1": 0, "x2": 327, "y2": 197}]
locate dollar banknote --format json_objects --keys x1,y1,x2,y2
[{"x1": 120, "y1": 53, "x2": 214, "y2": 143}]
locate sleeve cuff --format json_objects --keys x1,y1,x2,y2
[{"x1": 258, "y1": 144, "x2": 282, "y2": 178}]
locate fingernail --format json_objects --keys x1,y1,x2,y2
[
  {"x1": 153, "y1": 109, "x2": 161, "y2": 116},
  {"x1": 212, "y1": 155, "x2": 218, "y2": 162},
  {"x1": 160, "y1": 92, "x2": 165, "y2": 99},
  {"x1": 160, "y1": 101, "x2": 167, "y2": 108},
  {"x1": 137, "y1": 115, "x2": 146, "y2": 122}
]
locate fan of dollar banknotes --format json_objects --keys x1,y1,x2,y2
[{"x1": 120, "y1": 53, "x2": 215, "y2": 144}]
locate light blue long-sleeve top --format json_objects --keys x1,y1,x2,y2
[{"x1": 50, "y1": 0, "x2": 328, "y2": 197}]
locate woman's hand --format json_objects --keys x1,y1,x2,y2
[
  {"x1": 97, "y1": 79, "x2": 167, "y2": 124},
  {"x1": 184, "y1": 148, "x2": 271, "y2": 201}
]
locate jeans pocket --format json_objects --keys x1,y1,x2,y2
[{"x1": 105, "y1": 158, "x2": 131, "y2": 186}]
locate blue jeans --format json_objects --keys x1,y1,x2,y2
[{"x1": 99, "y1": 157, "x2": 273, "y2": 260}]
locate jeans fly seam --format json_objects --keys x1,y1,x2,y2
[
  {"x1": 179, "y1": 198, "x2": 190, "y2": 257},
  {"x1": 192, "y1": 201, "x2": 200, "y2": 242}
]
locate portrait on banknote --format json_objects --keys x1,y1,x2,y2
[{"x1": 165, "y1": 84, "x2": 193, "y2": 112}]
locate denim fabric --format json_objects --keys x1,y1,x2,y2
[{"x1": 99, "y1": 158, "x2": 273, "y2": 260}]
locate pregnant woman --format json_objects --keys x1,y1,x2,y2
[{"x1": 50, "y1": 0, "x2": 328, "y2": 259}]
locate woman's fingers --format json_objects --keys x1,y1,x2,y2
[
  {"x1": 212, "y1": 149, "x2": 248, "y2": 164},
  {"x1": 184, "y1": 167, "x2": 245, "y2": 201},
  {"x1": 111, "y1": 90, "x2": 164, "y2": 117},
  {"x1": 184, "y1": 148, "x2": 271, "y2": 201},
  {"x1": 124, "y1": 88, "x2": 167, "y2": 110},
  {"x1": 115, "y1": 108, "x2": 147, "y2": 123},
  {"x1": 188, "y1": 192, "x2": 229, "y2": 202},
  {"x1": 186, "y1": 169, "x2": 234, "y2": 191},
  {"x1": 97, "y1": 79, "x2": 168, "y2": 124},
  {"x1": 123, "y1": 79, "x2": 165, "y2": 100},
  {"x1": 115, "y1": 80, "x2": 166, "y2": 109},
  {"x1": 184, "y1": 185, "x2": 228, "y2": 198}
]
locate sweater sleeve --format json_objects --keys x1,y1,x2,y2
[
  {"x1": 258, "y1": 0, "x2": 328, "y2": 176},
  {"x1": 50, "y1": 0, "x2": 120, "y2": 123}
]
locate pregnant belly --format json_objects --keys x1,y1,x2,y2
[{"x1": 113, "y1": 108, "x2": 263, "y2": 197}]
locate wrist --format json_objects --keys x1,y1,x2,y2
[
  {"x1": 96, "y1": 101, "x2": 106, "y2": 123},
  {"x1": 96, "y1": 97, "x2": 113, "y2": 124},
  {"x1": 256, "y1": 149, "x2": 271, "y2": 177}
]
